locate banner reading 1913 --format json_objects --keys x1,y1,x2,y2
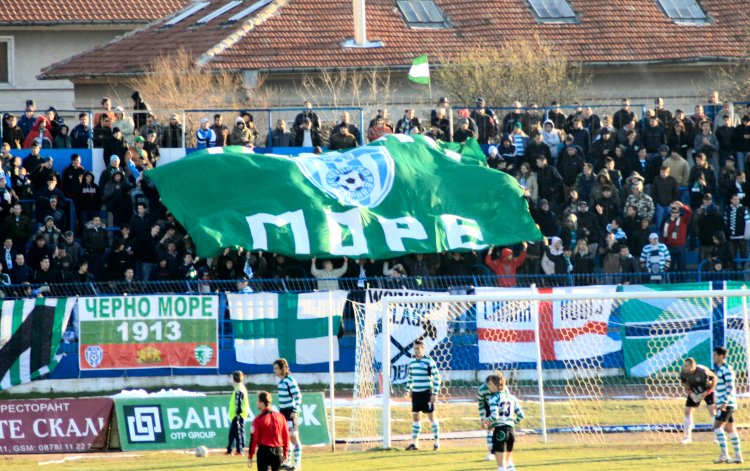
[{"x1": 78, "y1": 295, "x2": 219, "y2": 370}]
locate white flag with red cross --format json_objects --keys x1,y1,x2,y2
[{"x1": 476, "y1": 286, "x2": 621, "y2": 364}]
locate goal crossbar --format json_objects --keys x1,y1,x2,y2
[{"x1": 381, "y1": 288, "x2": 750, "y2": 306}]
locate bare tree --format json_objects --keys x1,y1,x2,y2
[
  {"x1": 296, "y1": 67, "x2": 399, "y2": 140},
  {"x1": 708, "y1": 12, "x2": 750, "y2": 110},
  {"x1": 434, "y1": 34, "x2": 589, "y2": 107},
  {"x1": 114, "y1": 48, "x2": 277, "y2": 145}
]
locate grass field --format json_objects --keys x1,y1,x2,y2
[
  {"x1": 3, "y1": 398, "x2": 748, "y2": 470},
  {"x1": 3, "y1": 438, "x2": 750, "y2": 471}
]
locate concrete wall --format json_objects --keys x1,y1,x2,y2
[{"x1": 0, "y1": 29, "x2": 130, "y2": 114}]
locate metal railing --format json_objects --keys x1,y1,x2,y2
[{"x1": 4, "y1": 269, "x2": 750, "y2": 301}]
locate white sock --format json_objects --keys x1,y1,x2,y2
[
  {"x1": 497, "y1": 467, "x2": 505, "y2": 471},
  {"x1": 683, "y1": 416, "x2": 693, "y2": 438}
]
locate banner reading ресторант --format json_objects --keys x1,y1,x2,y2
[{"x1": 78, "y1": 295, "x2": 218, "y2": 370}]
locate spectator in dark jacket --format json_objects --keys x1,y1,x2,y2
[
  {"x1": 688, "y1": 153, "x2": 717, "y2": 210},
  {"x1": 734, "y1": 115, "x2": 750, "y2": 172},
  {"x1": 266, "y1": 120, "x2": 295, "y2": 147},
  {"x1": 651, "y1": 165, "x2": 680, "y2": 230},
  {"x1": 667, "y1": 120, "x2": 691, "y2": 159},
  {"x1": 641, "y1": 116, "x2": 666, "y2": 156},
  {"x1": 294, "y1": 118, "x2": 321, "y2": 147},
  {"x1": 556, "y1": 143, "x2": 585, "y2": 192}
]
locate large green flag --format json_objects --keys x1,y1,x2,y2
[{"x1": 145, "y1": 134, "x2": 541, "y2": 259}]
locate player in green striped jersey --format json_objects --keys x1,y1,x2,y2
[
  {"x1": 712, "y1": 346, "x2": 742, "y2": 464},
  {"x1": 483, "y1": 372, "x2": 524, "y2": 471},
  {"x1": 274, "y1": 358, "x2": 303, "y2": 470},
  {"x1": 478, "y1": 374, "x2": 499, "y2": 461},
  {"x1": 405, "y1": 340, "x2": 441, "y2": 451}
]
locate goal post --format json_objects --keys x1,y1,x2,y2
[{"x1": 358, "y1": 286, "x2": 750, "y2": 449}]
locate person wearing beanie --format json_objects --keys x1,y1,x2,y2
[
  {"x1": 541, "y1": 119, "x2": 563, "y2": 163},
  {"x1": 196, "y1": 117, "x2": 217, "y2": 150},
  {"x1": 453, "y1": 117, "x2": 475, "y2": 143},
  {"x1": 99, "y1": 155, "x2": 121, "y2": 187},
  {"x1": 640, "y1": 231, "x2": 671, "y2": 281},
  {"x1": 229, "y1": 116, "x2": 252, "y2": 146}
]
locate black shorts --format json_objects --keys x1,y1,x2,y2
[
  {"x1": 686, "y1": 390, "x2": 715, "y2": 407},
  {"x1": 491, "y1": 425, "x2": 515, "y2": 453},
  {"x1": 256, "y1": 445, "x2": 283, "y2": 471},
  {"x1": 411, "y1": 390, "x2": 434, "y2": 414},
  {"x1": 279, "y1": 408, "x2": 298, "y2": 433},
  {"x1": 716, "y1": 406, "x2": 735, "y2": 424}
]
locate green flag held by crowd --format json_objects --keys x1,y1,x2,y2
[{"x1": 145, "y1": 134, "x2": 541, "y2": 259}]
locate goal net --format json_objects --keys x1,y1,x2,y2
[{"x1": 345, "y1": 284, "x2": 750, "y2": 449}]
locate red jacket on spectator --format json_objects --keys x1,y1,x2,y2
[
  {"x1": 23, "y1": 116, "x2": 53, "y2": 149},
  {"x1": 485, "y1": 247, "x2": 527, "y2": 287},
  {"x1": 661, "y1": 204, "x2": 692, "y2": 247}
]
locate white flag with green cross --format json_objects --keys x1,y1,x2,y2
[{"x1": 228, "y1": 291, "x2": 348, "y2": 365}]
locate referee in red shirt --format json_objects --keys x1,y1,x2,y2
[{"x1": 248, "y1": 391, "x2": 289, "y2": 471}]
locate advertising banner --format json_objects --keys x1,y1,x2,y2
[
  {"x1": 114, "y1": 393, "x2": 329, "y2": 451},
  {"x1": 0, "y1": 398, "x2": 112, "y2": 454},
  {"x1": 78, "y1": 295, "x2": 219, "y2": 370}
]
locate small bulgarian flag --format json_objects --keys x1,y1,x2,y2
[{"x1": 408, "y1": 54, "x2": 430, "y2": 85}]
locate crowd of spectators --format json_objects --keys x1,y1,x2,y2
[{"x1": 0, "y1": 90, "x2": 749, "y2": 295}]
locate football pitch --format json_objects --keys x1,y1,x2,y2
[
  {"x1": 3, "y1": 439, "x2": 749, "y2": 470},
  {"x1": 2, "y1": 398, "x2": 748, "y2": 470}
]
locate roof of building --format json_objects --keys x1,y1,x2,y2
[
  {"x1": 0, "y1": 0, "x2": 191, "y2": 26},
  {"x1": 38, "y1": 0, "x2": 749, "y2": 80}
]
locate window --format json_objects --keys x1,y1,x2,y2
[
  {"x1": 396, "y1": 0, "x2": 447, "y2": 28},
  {"x1": 165, "y1": 2, "x2": 210, "y2": 26},
  {"x1": 527, "y1": 0, "x2": 577, "y2": 22},
  {"x1": 226, "y1": 0, "x2": 274, "y2": 23},
  {"x1": 196, "y1": 0, "x2": 242, "y2": 24},
  {"x1": 655, "y1": 0, "x2": 707, "y2": 22},
  {"x1": 0, "y1": 37, "x2": 12, "y2": 85}
]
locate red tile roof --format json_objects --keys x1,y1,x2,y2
[
  {"x1": 38, "y1": 0, "x2": 749, "y2": 80},
  {"x1": 0, "y1": 0, "x2": 191, "y2": 25}
]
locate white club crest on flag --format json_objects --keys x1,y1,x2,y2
[
  {"x1": 294, "y1": 146, "x2": 395, "y2": 208},
  {"x1": 85, "y1": 345, "x2": 104, "y2": 368}
]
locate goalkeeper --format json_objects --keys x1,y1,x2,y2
[
  {"x1": 478, "y1": 373, "x2": 499, "y2": 461},
  {"x1": 483, "y1": 372, "x2": 524, "y2": 471},
  {"x1": 405, "y1": 340, "x2": 441, "y2": 451},
  {"x1": 679, "y1": 357, "x2": 717, "y2": 444}
]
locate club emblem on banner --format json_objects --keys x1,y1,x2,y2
[
  {"x1": 194, "y1": 345, "x2": 213, "y2": 366},
  {"x1": 124, "y1": 405, "x2": 165, "y2": 443},
  {"x1": 294, "y1": 146, "x2": 395, "y2": 208},
  {"x1": 84, "y1": 345, "x2": 104, "y2": 368}
]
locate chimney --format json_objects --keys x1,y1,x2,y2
[
  {"x1": 353, "y1": 0, "x2": 366, "y2": 45},
  {"x1": 344, "y1": 0, "x2": 382, "y2": 48}
]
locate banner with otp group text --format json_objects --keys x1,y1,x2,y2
[
  {"x1": 78, "y1": 295, "x2": 219, "y2": 370},
  {"x1": 114, "y1": 393, "x2": 330, "y2": 451}
]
